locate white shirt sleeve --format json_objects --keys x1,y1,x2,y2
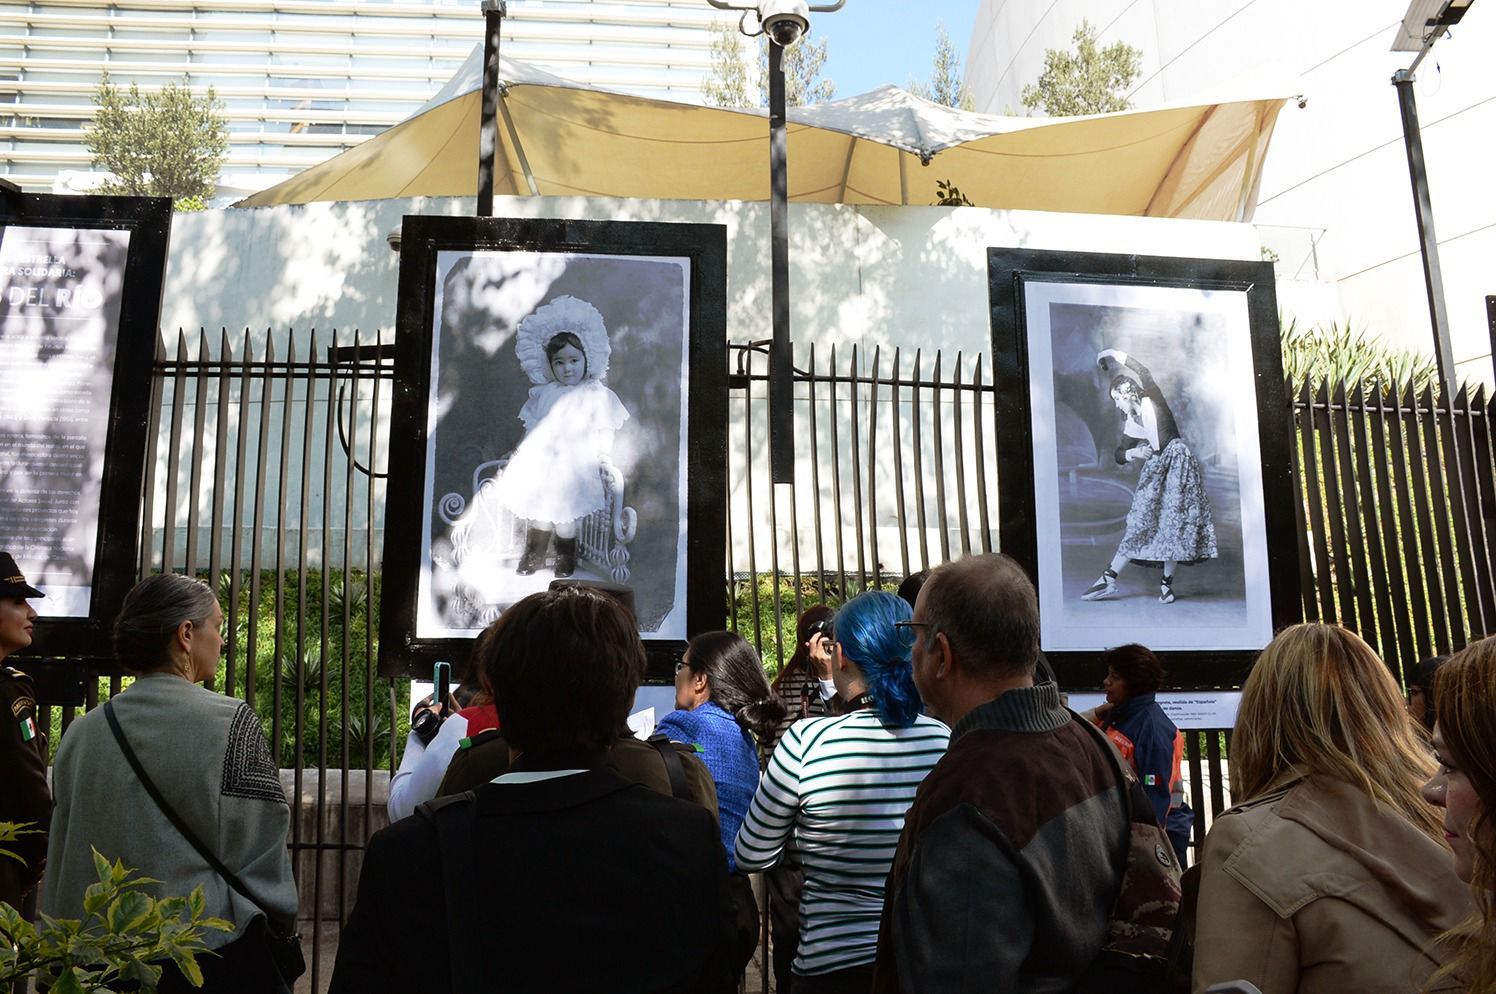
[
  {"x1": 386, "y1": 713, "x2": 469, "y2": 822},
  {"x1": 1140, "y1": 397, "x2": 1160, "y2": 451}
]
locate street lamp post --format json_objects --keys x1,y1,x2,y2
[
  {"x1": 766, "y1": 38, "x2": 792, "y2": 486},
  {"x1": 1391, "y1": 0, "x2": 1477, "y2": 394},
  {"x1": 707, "y1": 0, "x2": 845, "y2": 484}
]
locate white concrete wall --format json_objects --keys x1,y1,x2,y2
[
  {"x1": 965, "y1": 0, "x2": 1496, "y2": 383},
  {"x1": 164, "y1": 195, "x2": 1261, "y2": 350},
  {"x1": 154, "y1": 196, "x2": 1262, "y2": 570}
]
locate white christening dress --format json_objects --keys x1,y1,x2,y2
[{"x1": 495, "y1": 379, "x2": 630, "y2": 525}]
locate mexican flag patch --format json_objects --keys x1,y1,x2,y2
[{"x1": 18, "y1": 715, "x2": 36, "y2": 742}]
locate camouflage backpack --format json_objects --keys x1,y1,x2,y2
[{"x1": 1072, "y1": 710, "x2": 1185, "y2": 994}]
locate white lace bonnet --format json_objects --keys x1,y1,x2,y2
[{"x1": 514, "y1": 295, "x2": 612, "y2": 385}]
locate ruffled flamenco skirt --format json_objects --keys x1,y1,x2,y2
[{"x1": 1117, "y1": 437, "x2": 1218, "y2": 567}]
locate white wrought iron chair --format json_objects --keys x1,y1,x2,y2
[{"x1": 438, "y1": 457, "x2": 638, "y2": 585}]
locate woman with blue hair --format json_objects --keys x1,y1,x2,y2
[{"x1": 736, "y1": 591, "x2": 950, "y2": 993}]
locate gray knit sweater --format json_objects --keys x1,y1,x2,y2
[{"x1": 43, "y1": 674, "x2": 297, "y2": 947}]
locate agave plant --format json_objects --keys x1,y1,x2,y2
[
  {"x1": 1279, "y1": 316, "x2": 1442, "y2": 396},
  {"x1": 328, "y1": 572, "x2": 369, "y2": 621},
  {"x1": 278, "y1": 644, "x2": 324, "y2": 696},
  {"x1": 345, "y1": 708, "x2": 393, "y2": 766}
]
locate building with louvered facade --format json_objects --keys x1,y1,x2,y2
[{"x1": 0, "y1": 0, "x2": 731, "y2": 199}]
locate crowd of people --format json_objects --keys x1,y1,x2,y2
[{"x1": 3, "y1": 548, "x2": 1496, "y2": 993}]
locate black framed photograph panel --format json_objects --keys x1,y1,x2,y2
[
  {"x1": 380, "y1": 216, "x2": 728, "y2": 680},
  {"x1": 0, "y1": 193, "x2": 171, "y2": 660},
  {"x1": 989, "y1": 248, "x2": 1300, "y2": 690}
]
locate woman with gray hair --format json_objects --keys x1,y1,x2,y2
[{"x1": 43, "y1": 573, "x2": 301, "y2": 993}]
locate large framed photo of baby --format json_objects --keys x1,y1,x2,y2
[
  {"x1": 988, "y1": 248, "x2": 1302, "y2": 689},
  {"x1": 379, "y1": 216, "x2": 728, "y2": 677}
]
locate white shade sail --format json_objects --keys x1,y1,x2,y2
[{"x1": 237, "y1": 46, "x2": 1286, "y2": 222}]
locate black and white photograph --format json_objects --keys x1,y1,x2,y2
[
  {"x1": 1020, "y1": 279, "x2": 1274, "y2": 652},
  {"x1": 416, "y1": 249, "x2": 692, "y2": 640}
]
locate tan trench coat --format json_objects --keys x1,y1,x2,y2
[{"x1": 1192, "y1": 774, "x2": 1471, "y2": 994}]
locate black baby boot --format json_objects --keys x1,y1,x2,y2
[
  {"x1": 554, "y1": 537, "x2": 578, "y2": 578},
  {"x1": 516, "y1": 527, "x2": 552, "y2": 575}
]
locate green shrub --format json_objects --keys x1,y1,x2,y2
[
  {"x1": 38, "y1": 569, "x2": 403, "y2": 772},
  {"x1": 729, "y1": 573, "x2": 901, "y2": 680},
  {"x1": 0, "y1": 826, "x2": 230, "y2": 992},
  {"x1": 42, "y1": 567, "x2": 915, "y2": 769},
  {"x1": 219, "y1": 568, "x2": 401, "y2": 770}
]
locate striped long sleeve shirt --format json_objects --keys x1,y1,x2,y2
[{"x1": 734, "y1": 709, "x2": 950, "y2": 976}]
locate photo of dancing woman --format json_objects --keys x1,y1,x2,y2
[
  {"x1": 1002, "y1": 272, "x2": 1276, "y2": 653},
  {"x1": 1080, "y1": 348, "x2": 1218, "y2": 604}
]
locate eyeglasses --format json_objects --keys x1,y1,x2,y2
[
  {"x1": 674, "y1": 661, "x2": 689, "y2": 675},
  {"x1": 893, "y1": 621, "x2": 932, "y2": 632}
]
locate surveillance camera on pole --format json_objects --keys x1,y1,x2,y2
[
  {"x1": 1388, "y1": 0, "x2": 1479, "y2": 395},
  {"x1": 702, "y1": 0, "x2": 846, "y2": 481},
  {"x1": 760, "y1": 0, "x2": 810, "y2": 47},
  {"x1": 704, "y1": 0, "x2": 844, "y2": 40}
]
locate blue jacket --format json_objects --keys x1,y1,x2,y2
[
  {"x1": 1101, "y1": 693, "x2": 1177, "y2": 828},
  {"x1": 655, "y1": 701, "x2": 760, "y2": 873}
]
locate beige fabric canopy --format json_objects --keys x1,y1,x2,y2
[{"x1": 236, "y1": 46, "x2": 1286, "y2": 221}]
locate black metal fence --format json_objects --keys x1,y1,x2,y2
[
  {"x1": 723, "y1": 349, "x2": 1496, "y2": 868},
  {"x1": 1291, "y1": 380, "x2": 1496, "y2": 670},
  {"x1": 44, "y1": 329, "x2": 395, "y2": 992},
  {"x1": 725, "y1": 341, "x2": 999, "y2": 668},
  {"x1": 32, "y1": 331, "x2": 1496, "y2": 991}
]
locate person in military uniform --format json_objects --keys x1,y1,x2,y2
[{"x1": 0, "y1": 552, "x2": 49, "y2": 912}]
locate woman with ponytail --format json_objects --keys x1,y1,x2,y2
[
  {"x1": 656, "y1": 630, "x2": 785, "y2": 975},
  {"x1": 43, "y1": 574, "x2": 301, "y2": 993},
  {"x1": 735, "y1": 591, "x2": 950, "y2": 994},
  {"x1": 657, "y1": 630, "x2": 784, "y2": 873}
]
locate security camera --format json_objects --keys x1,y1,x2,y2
[{"x1": 760, "y1": 0, "x2": 810, "y2": 48}]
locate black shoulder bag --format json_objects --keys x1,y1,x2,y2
[
  {"x1": 417, "y1": 792, "x2": 484, "y2": 992},
  {"x1": 646, "y1": 732, "x2": 691, "y2": 799},
  {"x1": 103, "y1": 699, "x2": 306, "y2": 987}
]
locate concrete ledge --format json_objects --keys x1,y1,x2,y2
[{"x1": 279, "y1": 768, "x2": 391, "y2": 922}]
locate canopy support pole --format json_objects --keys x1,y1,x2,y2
[
  {"x1": 837, "y1": 138, "x2": 857, "y2": 203},
  {"x1": 477, "y1": 0, "x2": 507, "y2": 216},
  {"x1": 497, "y1": 93, "x2": 540, "y2": 197}
]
